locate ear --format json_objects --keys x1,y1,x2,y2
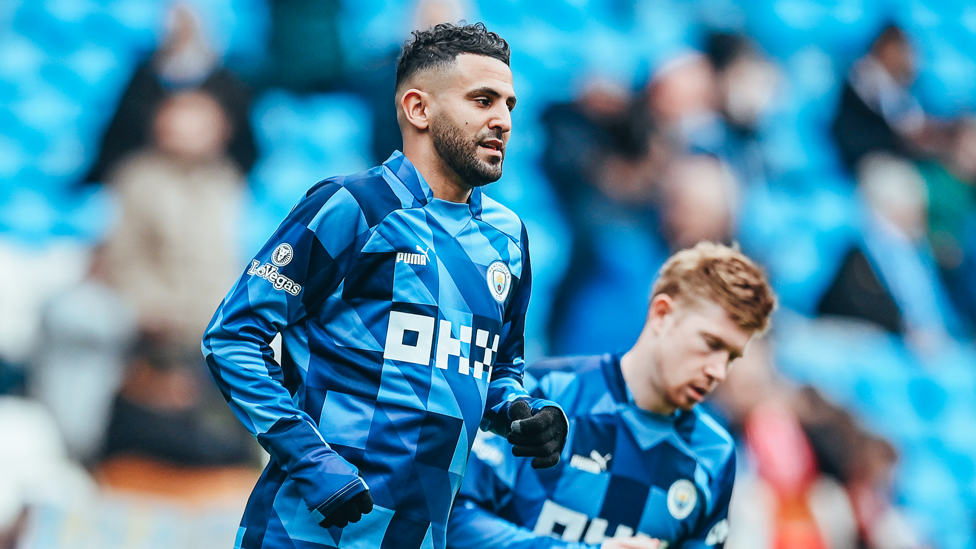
[
  {"x1": 647, "y1": 294, "x2": 675, "y2": 334},
  {"x1": 400, "y1": 89, "x2": 430, "y2": 131}
]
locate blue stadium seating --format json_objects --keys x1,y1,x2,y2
[{"x1": 245, "y1": 90, "x2": 372, "y2": 254}]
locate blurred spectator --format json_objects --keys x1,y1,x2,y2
[
  {"x1": 542, "y1": 76, "x2": 658, "y2": 206},
  {"x1": 830, "y1": 24, "x2": 944, "y2": 173},
  {"x1": 917, "y1": 118, "x2": 976, "y2": 331},
  {"x1": 642, "y1": 50, "x2": 723, "y2": 154},
  {"x1": 100, "y1": 332, "x2": 255, "y2": 468},
  {"x1": 794, "y1": 388, "x2": 923, "y2": 549},
  {"x1": 0, "y1": 241, "x2": 91, "y2": 383},
  {"x1": 30, "y1": 246, "x2": 137, "y2": 465},
  {"x1": 818, "y1": 154, "x2": 960, "y2": 348},
  {"x1": 919, "y1": 119, "x2": 976, "y2": 268},
  {"x1": 713, "y1": 341, "x2": 924, "y2": 549},
  {"x1": 715, "y1": 341, "x2": 850, "y2": 549},
  {"x1": 816, "y1": 247, "x2": 903, "y2": 335},
  {"x1": 659, "y1": 154, "x2": 738, "y2": 251},
  {"x1": 101, "y1": 89, "x2": 245, "y2": 348},
  {"x1": 82, "y1": 3, "x2": 257, "y2": 185},
  {"x1": 745, "y1": 398, "x2": 831, "y2": 549},
  {"x1": 545, "y1": 148, "x2": 736, "y2": 355},
  {"x1": 0, "y1": 362, "x2": 22, "y2": 398},
  {"x1": 540, "y1": 76, "x2": 667, "y2": 353},
  {"x1": 0, "y1": 398, "x2": 97, "y2": 549},
  {"x1": 704, "y1": 31, "x2": 782, "y2": 187}
]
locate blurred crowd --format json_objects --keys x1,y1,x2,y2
[
  {"x1": 3, "y1": 0, "x2": 976, "y2": 548},
  {"x1": 539, "y1": 21, "x2": 964, "y2": 549},
  {"x1": 544, "y1": 22, "x2": 976, "y2": 357}
]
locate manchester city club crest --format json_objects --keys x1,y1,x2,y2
[
  {"x1": 272, "y1": 243, "x2": 294, "y2": 267},
  {"x1": 486, "y1": 261, "x2": 511, "y2": 303},
  {"x1": 666, "y1": 479, "x2": 698, "y2": 520}
]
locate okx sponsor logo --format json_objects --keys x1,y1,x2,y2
[
  {"x1": 533, "y1": 500, "x2": 658, "y2": 545},
  {"x1": 383, "y1": 311, "x2": 500, "y2": 380}
]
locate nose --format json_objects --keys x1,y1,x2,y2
[
  {"x1": 703, "y1": 355, "x2": 729, "y2": 383},
  {"x1": 489, "y1": 104, "x2": 512, "y2": 134}
]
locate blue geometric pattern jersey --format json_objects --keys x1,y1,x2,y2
[
  {"x1": 202, "y1": 152, "x2": 559, "y2": 549},
  {"x1": 447, "y1": 354, "x2": 735, "y2": 549}
]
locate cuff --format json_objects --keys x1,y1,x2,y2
[
  {"x1": 311, "y1": 476, "x2": 369, "y2": 522},
  {"x1": 526, "y1": 399, "x2": 568, "y2": 432}
]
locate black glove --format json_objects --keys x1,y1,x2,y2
[
  {"x1": 318, "y1": 489, "x2": 374, "y2": 529},
  {"x1": 507, "y1": 400, "x2": 567, "y2": 469}
]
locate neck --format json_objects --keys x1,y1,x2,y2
[
  {"x1": 620, "y1": 333, "x2": 674, "y2": 416},
  {"x1": 402, "y1": 141, "x2": 473, "y2": 203}
]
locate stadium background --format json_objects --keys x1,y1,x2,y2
[{"x1": 2, "y1": 0, "x2": 976, "y2": 547}]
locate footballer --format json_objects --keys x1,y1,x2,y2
[
  {"x1": 203, "y1": 23, "x2": 567, "y2": 549},
  {"x1": 447, "y1": 242, "x2": 776, "y2": 549}
]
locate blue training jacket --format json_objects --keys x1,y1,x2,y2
[
  {"x1": 448, "y1": 353, "x2": 735, "y2": 549},
  {"x1": 203, "y1": 152, "x2": 559, "y2": 549}
]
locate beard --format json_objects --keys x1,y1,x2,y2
[{"x1": 430, "y1": 114, "x2": 504, "y2": 187}]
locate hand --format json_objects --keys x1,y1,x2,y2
[
  {"x1": 600, "y1": 536, "x2": 661, "y2": 549},
  {"x1": 318, "y1": 489, "x2": 374, "y2": 529},
  {"x1": 507, "y1": 401, "x2": 567, "y2": 469}
]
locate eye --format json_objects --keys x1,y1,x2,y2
[
  {"x1": 475, "y1": 97, "x2": 491, "y2": 107},
  {"x1": 704, "y1": 336, "x2": 723, "y2": 351}
]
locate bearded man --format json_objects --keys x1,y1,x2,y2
[{"x1": 202, "y1": 22, "x2": 567, "y2": 549}]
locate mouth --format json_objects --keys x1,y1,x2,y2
[
  {"x1": 687, "y1": 385, "x2": 708, "y2": 403},
  {"x1": 479, "y1": 139, "x2": 504, "y2": 157}
]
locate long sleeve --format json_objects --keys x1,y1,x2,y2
[
  {"x1": 481, "y1": 225, "x2": 562, "y2": 435},
  {"x1": 202, "y1": 182, "x2": 372, "y2": 518},
  {"x1": 447, "y1": 431, "x2": 593, "y2": 549}
]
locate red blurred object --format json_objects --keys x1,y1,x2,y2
[{"x1": 746, "y1": 400, "x2": 828, "y2": 549}]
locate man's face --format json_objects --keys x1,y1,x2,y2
[
  {"x1": 650, "y1": 298, "x2": 753, "y2": 413},
  {"x1": 662, "y1": 156, "x2": 734, "y2": 249},
  {"x1": 154, "y1": 91, "x2": 230, "y2": 161},
  {"x1": 877, "y1": 38, "x2": 915, "y2": 86},
  {"x1": 429, "y1": 53, "x2": 515, "y2": 187}
]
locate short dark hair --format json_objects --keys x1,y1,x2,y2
[{"x1": 396, "y1": 22, "x2": 510, "y2": 92}]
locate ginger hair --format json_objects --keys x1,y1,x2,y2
[{"x1": 651, "y1": 241, "x2": 776, "y2": 333}]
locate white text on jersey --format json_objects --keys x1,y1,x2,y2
[
  {"x1": 248, "y1": 260, "x2": 302, "y2": 296},
  {"x1": 533, "y1": 500, "x2": 659, "y2": 545},
  {"x1": 383, "y1": 312, "x2": 499, "y2": 380},
  {"x1": 570, "y1": 450, "x2": 612, "y2": 474},
  {"x1": 396, "y1": 248, "x2": 428, "y2": 266}
]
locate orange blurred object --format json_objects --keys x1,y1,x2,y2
[
  {"x1": 96, "y1": 455, "x2": 259, "y2": 507},
  {"x1": 746, "y1": 400, "x2": 828, "y2": 549}
]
